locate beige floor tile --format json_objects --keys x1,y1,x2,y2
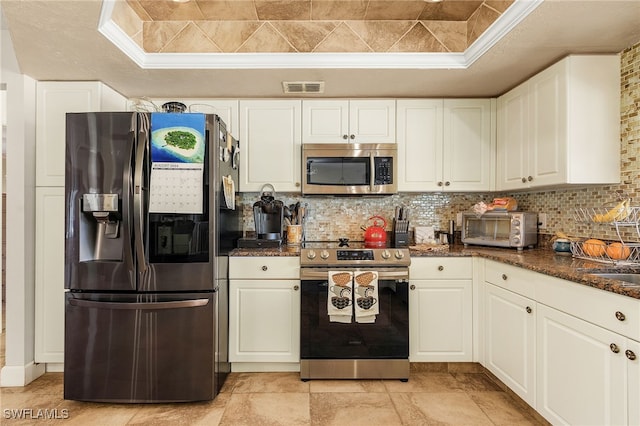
[
  {"x1": 383, "y1": 372, "x2": 465, "y2": 393},
  {"x1": 52, "y1": 400, "x2": 141, "y2": 425},
  {"x1": 219, "y1": 392, "x2": 310, "y2": 426},
  {"x1": 309, "y1": 379, "x2": 386, "y2": 393},
  {"x1": 310, "y1": 392, "x2": 402, "y2": 426},
  {"x1": 232, "y1": 372, "x2": 310, "y2": 393},
  {"x1": 451, "y1": 373, "x2": 504, "y2": 392},
  {"x1": 390, "y1": 392, "x2": 494, "y2": 425},
  {"x1": 126, "y1": 394, "x2": 230, "y2": 426},
  {"x1": 468, "y1": 391, "x2": 544, "y2": 425}
]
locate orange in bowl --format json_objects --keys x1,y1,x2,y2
[
  {"x1": 606, "y1": 242, "x2": 631, "y2": 260},
  {"x1": 582, "y1": 239, "x2": 606, "y2": 257}
]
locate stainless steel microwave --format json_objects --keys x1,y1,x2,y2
[
  {"x1": 302, "y1": 143, "x2": 397, "y2": 195},
  {"x1": 461, "y1": 211, "x2": 538, "y2": 250}
]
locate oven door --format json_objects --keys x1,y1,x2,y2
[
  {"x1": 300, "y1": 268, "x2": 409, "y2": 360},
  {"x1": 461, "y1": 213, "x2": 512, "y2": 247}
]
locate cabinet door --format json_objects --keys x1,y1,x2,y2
[
  {"x1": 443, "y1": 99, "x2": 494, "y2": 192},
  {"x1": 137, "y1": 99, "x2": 239, "y2": 136},
  {"x1": 302, "y1": 100, "x2": 349, "y2": 143},
  {"x1": 528, "y1": 60, "x2": 567, "y2": 187},
  {"x1": 348, "y1": 100, "x2": 396, "y2": 143},
  {"x1": 409, "y1": 279, "x2": 472, "y2": 362},
  {"x1": 496, "y1": 83, "x2": 529, "y2": 191},
  {"x1": 536, "y1": 304, "x2": 626, "y2": 426},
  {"x1": 36, "y1": 82, "x2": 102, "y2": 186},
  {"x1": 35, "y1": 187, "x2": 65, "y2": 363},
  {"x1": 629, "y1": 338, "x2": 640, "y2": 426},
  {"x1": 396, "y1": 99, "x2": 443, "y2": 191},
  {"x1": 484, "y1": 283, "x2": 536, "y2": 406},
  {"x1": 239, "y1": 100, "x2": 302, "y2": 192},
  {"x1": 229, "y1": 280, "x2": 300, "y2": 362}
]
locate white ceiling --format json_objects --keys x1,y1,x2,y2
[{"x1": 2, "y1": 0, "x2": 640, "y2": 99}]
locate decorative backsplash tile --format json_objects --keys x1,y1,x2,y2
[{"x1": 117, "y1": 0, "x2": 512, "y2": 53}]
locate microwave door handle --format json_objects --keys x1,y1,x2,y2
[{"x1": 369, "y1": 153, "x2": 375, "y2": 192}]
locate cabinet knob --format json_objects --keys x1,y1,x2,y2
[
  {"x1": 615, "y1": 311, "x2": 626, "y2": 321},
  {"x1": 295, "y1": 182, "x2": 301, "y2": 187},
  {"x1": 437, "y1": 181, "x2": 443, "y2": 187},
  {"x1": 610, "y1": 343, "x2": 620, "y2": 353},
  {"x1": 261, "y1": 265, "x2": 268, "y2": 271},
  {"x1": 521, "y1": 177, "x2": 527, "y2": 183},
  {"x1": 438, "y1": 265, "x2": 444, "y2": 271},
  {"x1": 502, "y1": 274, "x2": 508, "y2": 281},
  {"x1": 526, "y1": 306, "x2": 532, "y2": 314},
  {"x1": 293, "y1": 285, "x2": 299, "y2": 291},
  {"x1": 343, "y1": 134, "x2": 348, "y2": 140},
  {"x1": 410, "y1": 284, "x2": 416, "y2": 290},
  {"x1": 527, "y1": 176, "x2": 533, "y2": 182},
  {"x1": 626, "y1": 350, "x2": 637, "y2": 361},
  {"x1": 350, "y1": 134, "x2": 355, "y2": 140},
  {"x1": 445, "y1": 181, "x2": 450, "y2": 186}
]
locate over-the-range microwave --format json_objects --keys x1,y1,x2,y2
[
  {"x1": 461, "y1": 211, "x2": 538, "y2": 250},
  {"x1": 302, "y1": 143, "x2": 397, "y2": 195}
]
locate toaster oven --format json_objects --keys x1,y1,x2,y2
[{"x1": 461, "y1": 212, "x2": 538, "y2": 250}]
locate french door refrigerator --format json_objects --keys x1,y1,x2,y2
[{"x1": 63, "y1": 112, "x2": 241, "y2": 403}]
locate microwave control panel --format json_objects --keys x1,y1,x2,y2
[{"x1": 374, "y1": 157, "x2": 393, "y2": 185}]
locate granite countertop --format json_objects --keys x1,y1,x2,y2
[{"x1": 229, "y1": 244, "x2": 640, "y2": 300}]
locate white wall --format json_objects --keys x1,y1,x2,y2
[{"x1": 0, "y1": 21, "x2": 43, "y2": 385}]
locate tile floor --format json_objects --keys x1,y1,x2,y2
[{"x1": 0, "y1": 307, "x2": 545, "y2": 425}]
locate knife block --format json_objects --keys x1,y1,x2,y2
[{"x1": 393, "y1": 219, "x2": 409, "y2": 247}]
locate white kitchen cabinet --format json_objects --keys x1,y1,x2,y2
[
  {"x1": 229, "y1": 257, "x2": 300, "y2": 365},
  {"x1": 302, "y1": 99, "x2": 395, "y2": 144},
  {"x1": 484, "y1": 282, "x2": 536, "y2": 407},
  {"x1": 34, "y1": 187, "x2": 65, "y2": 364},
  {"x1": 536, "y1": 303, "x2": 634, "y2": 426},
  {"x1": 409, "y1": 257, "x2": 473, "y2": 362},
  {"x1": 497, "y1": 55, "x2": 620, "y2": 191},
  {"x1": 239, "y1": 100, "x2": 302, "y2": 192},
  {"x1": 36, "y1": 81, "x2": 126, "y2": 187},
  {"x1": 396, "y1": 99, "x2": 494, "y2": 192},
  {"x1": 127, "y1": 98, "x2": 239, "y2": 136}
]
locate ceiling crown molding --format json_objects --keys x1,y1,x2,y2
[{"x1": 98, "y1": 0, "x2": 543, "y2": 70}]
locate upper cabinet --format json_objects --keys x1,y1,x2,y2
[
  {"x1": 397, "y1": 99, "x2": 495, "y2": 192},
  {"x1": 302, "y1": 100, "x2": 395, "y2": 144},
  {"x1": 36, "y1": 81, "x2": 127, "y2": 187},
  {"x1": 239, "y1": 100, "x2": 302, "y2": 192},
  {"x1": 497, "y1": 55, "x2": 620, "y2": 191}
]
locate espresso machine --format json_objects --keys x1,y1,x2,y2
[{"x1": 239, "y1": 184, "x2": 284, "y2": 248}]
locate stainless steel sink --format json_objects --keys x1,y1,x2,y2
[{"x1": 589, "y1": 273, "x2": 640, "y2": 287}]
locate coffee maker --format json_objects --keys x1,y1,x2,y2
[{"x1": 238, "y1": 184, "x2": 284, "y2": 248}]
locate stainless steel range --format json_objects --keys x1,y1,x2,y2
[{"x1": 299, "y1": 239, "x2": 410, "y2": 381}]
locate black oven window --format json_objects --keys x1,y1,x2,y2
[{"x1": 307, "y1": 158, "x2": 370, "y2": 186}]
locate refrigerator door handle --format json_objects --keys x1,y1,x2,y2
[
  {"x1": 123, "y1": 136, "x2": 135, "y2": 275},
  {"x1": 68, "y1": 298, "x2": 210, "y2": 310},
  {"x1": 133, "y1": 128, "x2": 147, "y2": 273}
]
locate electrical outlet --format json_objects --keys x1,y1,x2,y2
[
  {"x1": 456, "y1": 212, "x2": 463, "y2": 227},
  {"x1": 538, "y1": 213, "x2": 547, "y2": 229}
]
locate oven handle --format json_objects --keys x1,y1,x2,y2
[{"x1": 300, "y1": 269, "x2": 409, "y2": 281}]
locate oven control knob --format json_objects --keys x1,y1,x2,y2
[
  {"x1": 320, "y1": 250, "x2": 330, "y2": 260},
  {"x1": 306, "y1": 250, "x2": 317, "y2": 260},
  {"x1": 394, "y1": 250, "x2": 405, "y2": 259},
  {"x1": 381, "y1": 250, "x2": 391, "y2": 259}
]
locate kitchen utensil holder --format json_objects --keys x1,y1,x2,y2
[{"x1": 393, "y1": 219, "x2": 410, "y2": 247}]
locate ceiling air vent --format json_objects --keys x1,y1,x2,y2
[{"x1": 282, "y1": 81, "x2": 325, "y2": 94}]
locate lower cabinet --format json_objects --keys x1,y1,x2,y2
[
  {"x1": 409, "y1": 257, "x2": 473, "y2": 362},
  {"x1": 537, "y1": 303, "x2": 639, "y2": 426},
  {"x1": 484, "y1": 282, "x2": 536, "y2": 406},
  {"x1": 229, "y1": 257, "x2": 300, "y2": 364}
]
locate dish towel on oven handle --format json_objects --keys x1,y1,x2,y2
[
  {"x1": 327, "y1": 271, "x2": 353, "y2": 323},
  {"x1": 354, "y1": 271, "x2": 379, "y2": 323}
]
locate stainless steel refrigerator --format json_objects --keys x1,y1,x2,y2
[{"x1": 63, "y1": 112, "x2": 241, "y2": 403}]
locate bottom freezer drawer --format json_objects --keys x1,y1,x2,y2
[{"x1": 64, "y1": 292, "x2": 217, "y2": 403}]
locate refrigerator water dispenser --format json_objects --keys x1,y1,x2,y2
[{"x1": 79, "y1": 193, "x2": 123, "y2": 262}]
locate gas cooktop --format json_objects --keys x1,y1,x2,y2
[{"x1": 300, "y1": 239, "x2": 410, "y2": 267}]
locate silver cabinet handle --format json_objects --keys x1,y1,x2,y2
[
  {"x1": 521, "y1": 177, "x2": 527, "y2": 183},
  {"x1": 438, "y1": 265, "x2": 444, "y2": 271},
  {"x1": 342, "y1": 134, "x2": 348, "y2": 140},
  {"x1": 615, "y1": 311, "x2": 626, "y2": 321},
  {"x1": 527, "y1": 176, "x2": 533, "y2": 182},
  {"x1": 293, "y1": 285, "x2": 299, "y2": 291},
  {"x1": 502, "y1": 274, "x2": 508, "y2": 281},
  {"x1": 610, "y1": 343, "x2": 620, "y2": 353},
  {"x1": 526, "y1": 306, "x2": 532, "y2": 314},
  {"x1": 410, "y1": 284, "x2": 416, "y2": 290},
  {"x1": 626, "y1": 350, "x2": 637, "y2": 360},
  {"x1": 262, "y1": 265, "x2": 268, "y2": 271},
  {"x1": 350, "y1": 134, "x2": 355, "y2": 140},
  {"x1": 445, "y1": 181, "x2": 450, "y2": 186},
  {"x1": 437, "y1": 181, "x2": 443, "y2": 187}
]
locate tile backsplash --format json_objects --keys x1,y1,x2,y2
[{"x1": 240, "y1": 40, "x2": 640, "y2": 244}]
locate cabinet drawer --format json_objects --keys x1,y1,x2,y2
[
  {"x1": 410, "y1": 257, "x2": 472, "y2": 279},
  {"x1": 484, "y1": 260, "x2": 536, "y2": 299},
  {"x1": 229, "y1": 256, "x2": 300, "y2": 279}
]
